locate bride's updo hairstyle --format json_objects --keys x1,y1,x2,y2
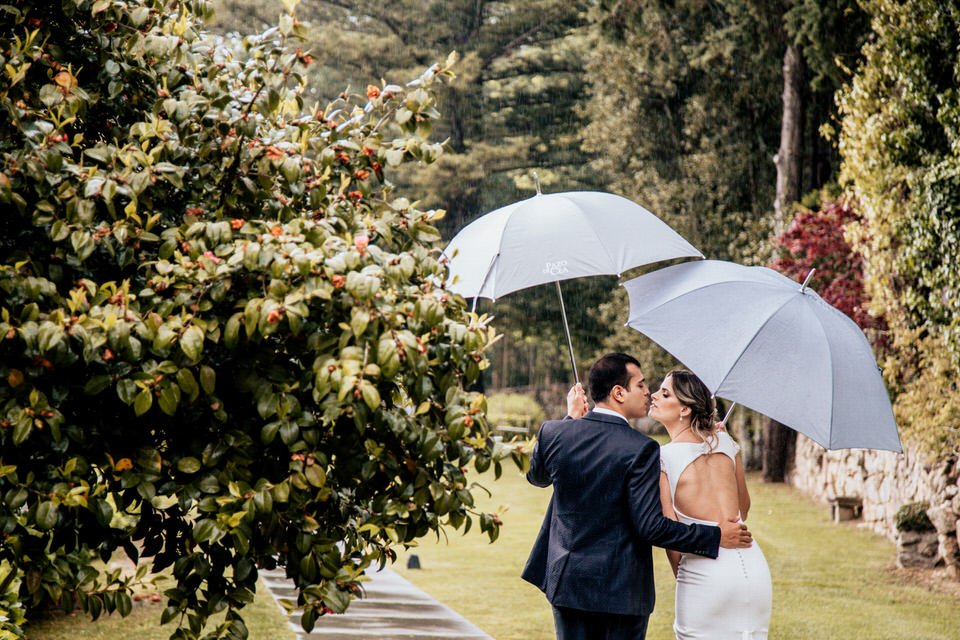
[{"x1": 665, "y1": 369, "x2": 719, "y2": 448}]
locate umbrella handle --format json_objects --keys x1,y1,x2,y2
[{"x1": 555, "y1": 281, "x2": 580, "y2": 385}]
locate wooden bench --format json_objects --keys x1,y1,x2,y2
[{"x1": 829, "y1": 496, "x2": 863, "y2": 522}]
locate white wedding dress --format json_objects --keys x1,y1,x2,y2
[{"x1": 660, "y1": 431, "x2": 772, "y2": 639}]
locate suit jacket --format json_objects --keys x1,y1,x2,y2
[{"x1": 521, "y1": 411, "x2": 721, "y2": 616}]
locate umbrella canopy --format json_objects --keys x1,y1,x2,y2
[
  {"x1": 443, "y1": 191, "x2": 703, "y2": 300},
  {"x1": 622, "y1": 260, "x2": 902, "y2": 452}
]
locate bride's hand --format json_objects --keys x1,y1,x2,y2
[{"x1": 566, "y1": 383, "x2": 588, "y2": 419}]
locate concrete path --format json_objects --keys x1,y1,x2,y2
[{"x1": 260, "y1": 566, "x2": 492, "y2": 640}]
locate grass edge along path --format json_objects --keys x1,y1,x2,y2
[
  {"x1": 24, "y1": 579, "x2": 294, "y2": 640},
  {"x1": 395, "y1": 469, "x2": 960, "y2": 640}
]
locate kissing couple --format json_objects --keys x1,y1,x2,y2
[{"x1": 522, "y1": 352, "x2": 772, "y2": 639}]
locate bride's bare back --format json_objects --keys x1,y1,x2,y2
[{"x1": 674, "y1": 447, "x2": 750, "y2": 523}]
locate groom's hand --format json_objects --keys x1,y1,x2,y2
[
  {"x1": 718, "y1": 518, "x2": 753, "y2": 549},
  {"x1": 566, "y1": 383, "x2": 588, "y2": 419}
]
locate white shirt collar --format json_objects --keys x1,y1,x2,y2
[{"x1": 592, "y1": 407, "x2": 629, "y2": 423}]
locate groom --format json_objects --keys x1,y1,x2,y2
[{"x1": 522, "y1": 352, "x2": 751, "y2": 639}]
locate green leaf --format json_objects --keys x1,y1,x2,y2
[
  {"x1": 37, "y1": 321, "x2": 64, "y2": 353},
  {"x1": 180, "y1": 326, "x2": 204, "y2": 362},
  {"x1": 279, "y1": 422, "x2": 299, "y2": 445},
  {"x1": 301, "y1": 606, "x2": 317, "y2": 633},
  {"x1": 224, "y1": 312, "x2": 242, "y2": 348},
  {"x1": 158, "y1": 383, "x2": 181, "y2": 415},
  {"x1": 116, "y1": 591, "x2": 133, "y2": 617},
  {"x1": 6, "y1": 487, "x2": 28, "y2": 509},
  {"x1": 12, "y1": 417, "x2": 32, "y2": 445},
  {"x1": 160, "y1": 606, "x2": 178, "y2": 625},
  {"x1": 261, "y1": 421, "x2": 281, "y2": 444},
  {"x1": 304, "y1": 463, "x2": 326, "y2": 488},
  {"x1": 116, "y1": 379, "x2": 138, "y2": 404},
  {"x1": 134, "y1": 389, "x2": 153, "y2": 416},
  {"x1": 84, "y1": 375, "x2": 112, "y2": 395},
  {"x1": 176, "y1": 457, "x2": 201, "y2": 474},
  {"x1": 94, "y1": 499, "x2": 114, "y2": 527},
  {"x1": 193, "y1": 519, "x2": 217, "y2": 543},
  {"x1": 360, "y1": 380, "x2": 381, "y2": 410},
  {"x1": 176, "y1": 368, "x2": 199, "y2": 400},
  {"x1": 36, "y1": 501, "x2": 59, "y2": 530},
  {"x1": 350, "y1": 308, "x2": 370, "y2": 337},
  {"x1": 377, "y1": 337, "x2": 401, "y2": 378},
  {"x1": 199, "y1": 365, "x2": 216, "y2": 395}
]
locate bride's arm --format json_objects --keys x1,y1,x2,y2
[
  {"x1": 735, "y1": 453, "x2": 751, "y2": 520},
  {"x1": 659, "y1": 472, "x2": 682, "y2": 577}
]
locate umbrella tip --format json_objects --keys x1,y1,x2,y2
[
  {"x1": 800, "y1": 268, "x2": 816, "y2": 293},
  {"x1": 532, "y1": 171, "x2": 541, "y2": 195}
]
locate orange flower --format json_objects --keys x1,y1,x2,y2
[
  {"x1": 54, "y1": 70, "x2": 75, "y2": 89},
  {"x1": 348, "y1": 190, "x2": 363, "y2": 200},
  {"x1": 354, "y1": 234, "x2": 369, "y2": 253},
  {"x1": 6, "y1": 369, "x2": 23, "y2": 388},
  {"x1": 332, "y1": 275, "x2": 346, "y2": 289},
  {"x1": 296, "y1": 49, "x2": 314, "y2": 66},
  {"x1": 266, "y1": 308, "x2": 283, "y2": 324},
  {"x1": 230, "y1": 218, "x2": 244, "y2": 230},
  {"x1": 185, "y1": 206, "x2": 204, "y2": 217},
  {"x1": 353, "y1": 169, "x2": 370, "y2": 180},
  {"x1": 115, "y1": 458, "x2": 133, "y2": 472},
  {"x1": 366, "y1": 84, "x2": 381, "y2": 99},
  {"x1": 102, "y1": 347, "x2": 115, "y2": 362},
  {"x1": 265, "y1": 146, "x2": 285, "y2": 161},
  {"x1": 270, "y1": 225, "x2": 283, "y2": 237}
]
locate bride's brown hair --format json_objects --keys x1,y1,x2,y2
[{"x1": 665, "y1": 369, "x2": 718, "y2": 449}]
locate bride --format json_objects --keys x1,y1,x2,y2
[{"x1": 650, "y1": 369, "x2": 772, "y2": 639}]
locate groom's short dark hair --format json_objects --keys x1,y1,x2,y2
[{"x1": 588, "y1": 352, "x2": 641, "y2": 403}]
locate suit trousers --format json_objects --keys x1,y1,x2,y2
[{"x1": 552, "y1": 605, "x2": 650, "y2": 640}]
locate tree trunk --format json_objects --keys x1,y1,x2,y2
[
  {"x1": 764, "y1": 44, "x2": 805, "y2": 483},
  {"x1": 761, "y1": 417, "x2": 796, "y2": 482},
  {"x1": 774, "y1": 44, "x2": 805, "y2": 219}
]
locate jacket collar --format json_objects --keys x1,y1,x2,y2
[{"x1": 583, "y1": 409, "x2": 630, "y2": 426}]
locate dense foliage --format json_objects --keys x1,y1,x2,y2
[
  {"x1": 0, "y1": 1, "x2": 519, "y2": 637},
  {"x1": 769, "y1": 196, "x2": 886, "y2": 344},
  {"x1": 582, "y1": 0, "x2": 784, "y2": 264},
  {"x1": 838, "y1": 0, "x2": 960, "y2": 456}
]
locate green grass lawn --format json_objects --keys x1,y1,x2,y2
[
  {"x1": 24, "y1": 580, "x2": 294, "y2": 640},
  {"x1": 395, "y1": 468, "x2": 960, "y2": 640}
]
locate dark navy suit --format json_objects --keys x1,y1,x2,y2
[{"x1": 522, "y1": 411, "x2": 721, "y2": 638}]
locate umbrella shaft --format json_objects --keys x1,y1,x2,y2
[
  {"x1": 721, "y1": 402, "x2": 737, "y2": 426},
  {"x1": 556, "y1": 281, "x2": 580, "y2": 385}
]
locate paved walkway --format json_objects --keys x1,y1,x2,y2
[{"x1": 260, "y1": 566, "x2": 492, "y2": 640}]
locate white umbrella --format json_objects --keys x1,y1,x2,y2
[
  {"x1": 444, "y1": 188, "x2": 703, "y2": 382},
  {"x1": 622, "y1": 260, "x2": 902, "y2": 452}
]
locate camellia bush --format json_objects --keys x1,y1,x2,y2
[{"x1": 0, "y1": 1, "x2": 519, "y2": 637}]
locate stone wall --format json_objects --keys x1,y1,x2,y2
[{"x1": 786, "y1": 435, "x2": 960, "y2": 573}]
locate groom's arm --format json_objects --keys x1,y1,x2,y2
[
  {"x1": 627, "y1": 439, "x2": 721, "y2": 558},
  {"x1": 526, "y1": 423, "x2": 552, "y2": 488}
]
